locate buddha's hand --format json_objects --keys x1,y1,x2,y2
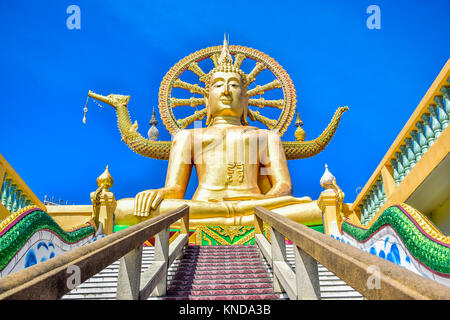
[{"x1": 134, "y1": 189, "x2": 165, "y2": 217}]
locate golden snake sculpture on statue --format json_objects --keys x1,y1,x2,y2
[{"x1": 86, "y1": 36, "x2": 348, "y2": 229}]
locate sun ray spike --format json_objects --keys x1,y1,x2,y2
[
  {"x1": 173, "y1": 79, "x2": 207, "y2": 96},
  {"x1": 248, "y1": 98, "x2": 284, "y2": 109},
  {"x1": 187, "y1": 62, "x2": 206, "y2": 80},
  {"x1": 234, "y1": 53, "x2": 246, "y2": 69},
  {"x1": 210, "y1": 54, "x2": 220, "y2": 67},
  {"x1": 248, "y1": 110, "x2": 277, "y2": 129},
  {"x1": 170, "y1": 97, "x2": 205, "y2": 108},
  {"x1": 247, "y1": 79, "x2": 282, "y2": 97},
  {"x1": 247, "y1": 62, "x2": 267, "y2": 84}
]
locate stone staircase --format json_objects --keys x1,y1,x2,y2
[
  {"x1": 62, "y1": 244, "x2": 363, "y2": 300},
  {"x1": 284, "y1": 247, "x2": 364, "y2": 300},
  {"x1": 163, "y1": 245, "x2": 280, "y2": 300}
]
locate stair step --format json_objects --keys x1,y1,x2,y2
[
  {"x1": 167, "y1": 282, "x2": 273, "y2": 291},
  {"x1": 182, "y1": 254, "x2": 261, "y2": 259},
  {"x1": 67, "y1": 286, "x2": 117, "y2": 294},
  {"x1": 320, "y1": 290, "x2": 364, "y2": 298},
  {"x1": 175, "y1": 261, "x2": 264, "y2": 267},
  {"x1": 62, "y1": 293, "x2": 117, "y2": 300},
  {"x1": 182, "y1": 253, "x2": 260, "y2": 257},
  {"x1": 167, "y1": 287, "x2": 275, "y2": 296},
  {"x1": 171, "y1": 266, "x2": 267, "y2": 274},
  {"x1": 318, "y1": 271, "x2": 341, "y2": 277},
  {"x1": 170, "y1": 272, "x2": 272, "y2": 281},
  {"x1": 321, "y1": 297, "x2": 364, "y2": 300},
  {"x1": 69, "y1": 281, "x2": 118, "y2": 288},
  {"x1": 179, "y1": 256, "x2": 260, "y2": 260},
  {"x1": 319, "y1": 280, "x2": 349, "y2": 286},
  {"x1": 185, "y1": 245, "x2": 257, "y2": 249},
  {"x1": 184, "y1": 246, "x2": 258, "y2": 250},
  {"x1": 320, "y1": 285, "x2": 360, "y2": 292},
  {"x1": 163, "y1": 293, "x2": 281, "y2": 300},
  {"x1": 184, "y1": 248, "x2": 259, "y2": 252},
  {"x1": 173, "y1": 265, "x2": 268, "y2": 272},
  {"x1": 168, "y1": 277, "x2": 272, "y2": 286}
]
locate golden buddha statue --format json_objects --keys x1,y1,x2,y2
[{"x1": 87, "y1": 37, "x2": 348, "y2": 229}]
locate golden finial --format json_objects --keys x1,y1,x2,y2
[
  {"x1": 148, "y1": 107, "x2": 159, "y2": 141},
  {"x1": 320, "y1": 163, "x2": 336, "y2": 190},
  {"x1": 218, "y1": 33, "x2": 234, "y2": 66},
  {"x1": 319, "y1": 163, "x2": 345, "y2": 231},
  {"x1": 203, "y1": 35, "x2": 249, "y2": 91},
  {"x1": 294, "y1": 111, "x2": 305, "y2": 141},
  {"x1": 149, "y1": 107, "x2": 158, "y2": 126},
  {"x1": 96, "y1": 165, "x2": 114, "y2": 190},
  {"x1": 295, "y1": 111, "x2": 303, "y2": 127}
]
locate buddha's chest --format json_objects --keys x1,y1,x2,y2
[
  {"x1": 198, "y1": 130, "x2": 266, "y2": 159},
  {"x1": 194, "y1": 129, "x2": 266, "y2": 184}
]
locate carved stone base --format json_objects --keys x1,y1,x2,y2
[{"x1": 113, "y1": 224, "x2": 323, "y2": 246}]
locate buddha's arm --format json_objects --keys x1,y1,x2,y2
[
  {"x1": 164, "y1": 130, "x2": 193, "y2": 197},
  {"x1": 135, "y1": 130, "x2": 193, "y2": 216},
  {"x1": 263, "y1": 131, "x2": 293, "y2": 197}
]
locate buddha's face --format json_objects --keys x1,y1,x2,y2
[{"x1": 206, "y1": 71, "x2": 248, "y2": 121}]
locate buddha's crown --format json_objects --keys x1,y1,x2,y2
[{"x1": 203, "y1": 35, "x2": 249, "y2": 89}]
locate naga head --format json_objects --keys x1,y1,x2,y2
[{"x1": 88, "y1": 90, "x2": 130, "y2": 108}]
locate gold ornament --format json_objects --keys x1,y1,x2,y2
[{"x1": 87, "y1": 37, "x2": 348, "y2": 228}]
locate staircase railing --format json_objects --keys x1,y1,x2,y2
[
  {"x1": 254, "y1": 206, "x2": 450, "y2": 300},
  {"x1": 0, "y1": 154, "x2": 45, "y2": 220},
  {"x1": 0, "y1": 205, "x2": 189, "y2": 300},
  {"x1": 351, "y1": 59, "x2": 450, "y2": 225}
]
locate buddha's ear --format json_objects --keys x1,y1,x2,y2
[
  {"x1": 241, "y1": 108, "x2": 249, "y2": 125},
  {"x1": 205, "y1": 97, "x2": 211, "y2": 126},
  {"x1": 241, "y1": 91, "x2": 249, "y2": 125}
]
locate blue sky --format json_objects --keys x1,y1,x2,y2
[{"x1": 0, "y1": 0, "x2": 449, "y2": 205}]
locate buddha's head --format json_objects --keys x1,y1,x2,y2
[{"x1": 204, "y1": 37, "x2": 249, "y2": 125}]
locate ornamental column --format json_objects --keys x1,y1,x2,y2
[
  {"x1": 90, "y1": 166, "x2": 117, "y2": 235},
  {"x1": 317, "y1": 164, "x2": 343, "y2": 236}
]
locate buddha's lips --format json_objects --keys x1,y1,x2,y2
[{"x1": 220, "y1": 97, "x2": 232, "y2": 104}]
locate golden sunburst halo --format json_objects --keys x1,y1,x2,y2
[{"x1": 158, "y1": 45, "x2": 297, "y2": 137}]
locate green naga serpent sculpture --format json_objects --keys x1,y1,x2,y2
[
  {"x1": 86, "y1": 43, "x2": 348, "y2": 160},
  {"x1": 87, "y1": 91, "x2": 347, "y2": 160}
]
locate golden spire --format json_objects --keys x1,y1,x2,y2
[
  {"x1": 203, "y1": 34, "x2": 248, "y2": 90},
  {"x1": 294, "y1": 111, "x2": 305, "y2": 141},
  {"x1": 218, "y1": 33, "x2": 233, "y2": 66},
  {"x1": 295, "y1": 111, "x2": 303, "y2": 127},
  {"x1": 149, "y1": 107, "x2": 158, "y2": 126},
  {"x1": 96, "y1": 165, "x2": 114, "y2": 190},
  {"x1": 148, "y1": 107, "x2": 159, "y2": 141},
  {"x1": 320, "y1": 164, "x2": 336, "y2": 190}
]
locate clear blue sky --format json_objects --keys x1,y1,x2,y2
[{"x1": 1, "y1": 0, "x2": 449, "y2": 205}]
